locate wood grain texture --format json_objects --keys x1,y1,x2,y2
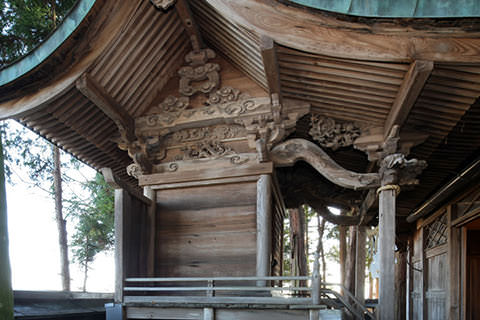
[
  {"x1": 271, "y1": 139, "x2": 380, "y2": 190},
  {"x1": 155, "y1": 182, "x2": 258, "y2": 278},
  {"x1": 256, "y1": 175, "x2": 272, "y2": 286},
  {"x1": 205, "y1": 0, "x2": 480, "y2": 63},
  {"x1": 378, "y1": 189, "x2": 395, "y2": 320},
  {"x1": 384, "y1": 60, "x2": 433, "y2": 138}
]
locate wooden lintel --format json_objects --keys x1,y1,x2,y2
[
  {"x1": 383, "y1": 60, "x2": 433, "y2": 139},
  {"x1": 76, "y1": 74, "x2": 136, "y2": 143},
  {"x1": 175, "y1": 0, "x2": 204, "y2": 51},
  {"x1": 260, "y1": 35, "x2": 282, "y2": 100}
]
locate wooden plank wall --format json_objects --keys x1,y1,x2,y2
[
  {"x1": 124, "y1": 194, "x2": 152, "y2": 277},
  {"x1": 155, "y1": 182, "x2": 257, "y2": 277}
]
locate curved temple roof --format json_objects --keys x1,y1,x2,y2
[
  {"x1": 287, "y1": 0, "x2": 480, "y2": 18},
  {"x1": 0, "y1": 0, "x2": 479, "y2": 228}
]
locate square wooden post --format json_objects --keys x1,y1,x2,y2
[
  {"x1": 256, "y1": 174, "x2": 272, "y2": 286},
  {"x1": 114, "y1": 188, "x2": 127, "y2": 304}
]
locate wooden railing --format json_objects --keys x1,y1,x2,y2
[{"x1": 123, "y1": 276, "x2": 375, "y2": 319}]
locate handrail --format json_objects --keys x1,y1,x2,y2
[
  {"x1": 125, "y1": 276, "x2": 310, "y2": 282},
  {"x1": 122, "y1": 275, "x2": 376, "y2": 320},
  {"x1": 321, "y1": 282, "x2": 375, "y2": 319}
]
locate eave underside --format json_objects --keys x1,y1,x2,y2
[{"x1": 1, "y1": 0, "x2": 480, "y2": 232}]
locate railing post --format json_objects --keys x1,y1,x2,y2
[
  {"x1": 207, "y1": 280, "x2": 215, "y2": 297},
  {"x1": 312, "y1": 252, "x2": 321, "y2": 305}
]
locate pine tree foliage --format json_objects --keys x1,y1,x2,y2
[{"x1": 1, "y1": 0, "x2": 77, "y2": 67}]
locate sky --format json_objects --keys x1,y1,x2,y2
[{"x1": 4, "y1": 120, "x2": 114, "y2": 292}]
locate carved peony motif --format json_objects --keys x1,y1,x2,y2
[{"x1": 309, "y1": 115, "x2": 361, "y2": 151}]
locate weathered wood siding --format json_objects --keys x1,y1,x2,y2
[
  {"x1": 466, "y1": 230, "x2": 480, "y2": 320},
  {"x1": 124, "y1": 194, "x2": 152, "y2": 277},
  {"x1": 155, "y1": 182, "x2": 257, "y2": 277}
]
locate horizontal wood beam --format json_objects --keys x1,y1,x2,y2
[
  {"x1": 76, "y1": 73, "x2": 136, "y2": 143},
  {"x1": 206, "y1": 0, "x2": 480, "y2": 62},
  {"x1": 101, "y1": 167, "x2": 151, "y2": 205},
  {"x1": 384, "y1": 60, "x2": 433, "y2": 139},
  {"x1": 260, "y1": 35, "x2": 282, "y2": 99},
  {"x1": 271, "y1": 138, "x2": 380, "y2": 190}
]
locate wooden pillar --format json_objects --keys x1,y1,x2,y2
[
  {"x1": 447, "y1": 205, "x2": 461, "y2": 320},
  {"x1": 339, "y1": 225, "x2": 347, "y2": 295},
  {"x1": 395, "y1": 248, "x2": 407, "y2": 320},
  {"x1": 355, "y1": 225, "x2": 367, "y2": 304},
  {"x1": 144, "y1": 187, "x2": 156, "y2": 277},
  {"x1": 256, "y1": 174, "x2": 272, "y2": 286},
  {"x1": 378, "y1": 187, "x2": 396, "y2": 320},
  {"x1": 290, "y1": 206, "x2": 308, "y2": 288},
  {"x1": 114, "y1": 188, "x2": 127, "y2": 304},
  {"x1": 0, "y1": 133, "x2": 14, "y2": 319}
]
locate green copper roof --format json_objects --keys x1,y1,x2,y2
[
  {"x1": 0, "y1": 0, "x2": 96, "y2": 87},
  {"x1": 288, "y1": 0, "x2": 480, "y2": 17}
]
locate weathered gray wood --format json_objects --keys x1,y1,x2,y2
[
  {"x1": 215, "y1": 309, "x2": 308, "y2": 320},
  {"x1": 260, "y1": 36, "x2": 282, "y2": 98},
  {"x1": 126, "y1": 307, "x2": 202, "y2": 319},
  {"x1": 308, "y1": 310, "x2": 319, "y2": 320},
  {"x1": 355, "y1": 226, "x2": 366, "y2": 305},
  {"x1": 395, "y1": 249, "x2": 407, "y2": 320},
  {"x1": 383, "y1": 60, "x2": 433, "y2": 139},
  {"x1": 447, "y1": 206, "x2": 461, "y2": 320},
  {"x1": 114, "y1": 189, "x2": 127, "y2": 304},
  {"x1": 0, "y1": 135, "x2": 13, "y2": 319},
  {"x1": 204, "y1": 307, "x2": 214, "y2": 320},
  {"x1": 339, "y1": 225, "x2": 346, "y2": 295},
  {"x1": 123, "y1": 295, "x2": 312, "y2": 305},
  {"x1": 75, "y1": 73, "x2": 135, "y2": 143},
  {"x1": 101, "y1": 168, "x2": 152, "y2": 205},
  {"x1": 271, "y1": 139, "x2": 380, "y2": 190},
  {"x1": 144, "y1": 187, "x2": 156, "y2": 277},
  {"x1": 139, "y1": 162, "x2": 273, "y2": 187},
  {"x1": 256, "y1": 175, "x2": 272, "y2": 286},
  {"x1": 378, "y1": 188, "x2": 396, "y2": 320}
]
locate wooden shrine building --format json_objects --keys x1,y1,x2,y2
[{"x1": 1, "y1": 0, "x2": 480, "y2": 319}]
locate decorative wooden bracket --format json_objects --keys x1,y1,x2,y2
[
  {"x1": 76, "y1": 74, "x2": 153, "y2": 175},
  {"x1": 270, "y1": 138, "x2": 381, "y2": 190}
]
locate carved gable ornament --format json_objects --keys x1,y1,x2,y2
[
  {"x1": 309, "y1": 115, "x2": 361, "y2": 150},
  {"x1": 123, "y1": 48, "x2": 310, "y2": 178}
]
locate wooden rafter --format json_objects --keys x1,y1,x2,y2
[
  {"x1": 175, "y1": 0, "x2": 204, "y2": 51},
  {"x1": 259, "y1": 35, "x2": 282, "y2": 100},
  {"x1": 75, "y1": 73, "x2": 136, "y2": 143},
  {"x1": 383, "y1": 60, "x2": 434, "y2": 139}
]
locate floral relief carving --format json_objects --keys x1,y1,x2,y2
[
  {"x1": 178, "y1": 48, "x2": 220, "y2": 97},
  {"x1": 309, "y1": 115, "x2": 361, "y2": 151}
]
